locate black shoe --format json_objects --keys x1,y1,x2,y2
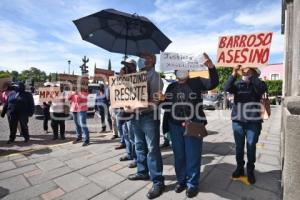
[
  {"x1": 72, "y1": 138, "x2": 82, "y2": 144},
  {"x1": 174, "y1": 183, "x2": 186, "y2": 193},
  {"x1": 111, "y1": 135, "x2": 119, "y2": 140},
  {"x1": 52, "y1": 136, "x2": 58, "y2": 140},
  {"x1": 232, "y1": 167, "x2": 244, "y2": 178},
  {"x1": 128, "y1": 162, "x2": 137, "y2": 168},
  {"x1": 147, "y1": 184, "x2": 165, "y2": 199},
  {"x1": 128, "y1": 173, "x2": 150, "y2": 181},
  {"x1": 160, "y1": 142, "x2": 170, "y2": 148},
  {"x1": 60, "y1": 136, "x2": 66, "y2": 140},
  {"x1": 24, "y1": 138, "x2": 29, "y2": 143},
  {"x1": 186, "y1": 187, "x2": 198, "y2": 198},
  {"x1": 82, "y1": 141, "x2": 90, "y2": 146},
  {"x1": 247, "y1": 170, "x2": 256, "y2": 184},
  {"x1": 120, "y1": 155, "x2": 132, "y2": 161},
  {"x1": 6, "y1": 140, "x2": 14, "y2": 144}
]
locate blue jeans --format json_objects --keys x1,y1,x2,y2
[
  {"x1": 73, "y1": 112, "x2": 89, "y2": 143},
  {"x1": 232, "y1": 121, "x2": 262, "y2": 170},
  {"x1": 169, "y1": 121, "x2": 203, "y2": 188},
  {"x1": 132, "y1": 112, "x2": 164, "y2": 185},
  {"x1": 123, "y1": 120, "x2": 136, "y2": 161}
]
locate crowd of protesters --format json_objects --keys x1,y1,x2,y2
[{"x1": 0, "y1": 52, "x2": 268, "y2": 199}]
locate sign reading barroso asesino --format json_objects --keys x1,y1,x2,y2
[{"x1": 216, "y1": 32, "x2": 273, "y2": 67}]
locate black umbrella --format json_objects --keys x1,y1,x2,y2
[{"x1": 73, "y1": 9, "x2": 172, "y2": 57}]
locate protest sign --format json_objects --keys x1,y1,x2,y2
[
  {"x1": 39, "y1": 87, "x2": 61, "y2": 103},
  {"x1": 216, "y1": 32, "x2": 273, "y2": 67},
  {"x1": 109, "y1": 71, "x2": 148, "y2": 108},
  {"x1": 58, "y1": 74, "x2": 88, "y2": 92},
  {"x1": 160, "y1": 52, "x2": 206, "y2": 71},
  {"x1": 0, "y1": 77, "x2": 12, "y2": 91}
]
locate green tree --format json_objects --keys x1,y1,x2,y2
[
  {"x1": 265, "y1": 80, "x2": 283, "y2": 96},
  {"x1": 108, "y1": 59, "x2": 112, "y2": 71},
  {"x1": 0, "y1": 70, "x2": 11, "y2": 78},
  {"x1": 216, "y1": 67, "x2": 232, "y2": 91}
]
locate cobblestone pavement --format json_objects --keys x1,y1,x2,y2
[{"x1": 0, "y1": 107, "x2": 282, "y2": 200}]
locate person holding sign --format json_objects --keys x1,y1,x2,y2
[
  {"x1": 162, "y1": 53, "x2": 218, "y2": 198},
  {"x1": 224, "y1": 65, "x2": 267, "y2": 184},
  {"x1": 127, "y1": 52, "x2": 165, "y2": 199}
]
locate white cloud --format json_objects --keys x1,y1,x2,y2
[{"x1": 234, "y1": 2, "x2": 281, "y2": 27}]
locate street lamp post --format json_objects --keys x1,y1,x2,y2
[{"x1": 68, "y1": 60, "x2": 71, "y2": 74}]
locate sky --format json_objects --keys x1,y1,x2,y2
[{"x1": 0, "y1": 0, "x2": 283, "y2": 75}]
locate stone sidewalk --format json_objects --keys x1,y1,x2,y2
[{"x1": 0, "y1": 107, "x2": 282, "y2": 200}]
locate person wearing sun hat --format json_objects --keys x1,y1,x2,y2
[{"x1": 224, "y1": 65, "x2": 267, "y2": 184}]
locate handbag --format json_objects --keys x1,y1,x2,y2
[
  {"x1": 184, "y1": 120, "x2": 208, "y2": 138},
  {"x1": 261, "y1": 93, "x2": 271, "y2": 120}
]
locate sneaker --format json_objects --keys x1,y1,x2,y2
[
  {"x1": 147, "y1": 184, "x2": 165, "y2": 199},
  {"x1": 120, "y1": 155, "x2": 132, "y2": 161},
  {"x1": 115, "y1": 144, "x2": 126, "y2": 150},
  {"x1": 186, "y1": 187, "x2": 198, "y2": 198},
  {"x1": 72, "y1": 138, "x2": 82, "y2": 144},
  {"x1": 82, "y1": 141, "x2": 90, "y2": 147},
  {"x1": 128, "y1": 173, "x2": 150, "y2": 181},
  {"x1": 128, "y1": 161, "x2": 137, "y2": 168},
  {"x1": 232, "y1": 167, "x2": 244, "y2": 178}
]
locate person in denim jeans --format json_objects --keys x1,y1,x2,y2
[
  {"x1": 127, "y1": 52, "x2": 164, "y2": 199},
  {"x1": 224, "y1": 65, "x2": 267, "y2": 184},
  {"x1": 68, "y1": 90, "x2": 90, "y2": 146},
  {"x1": 121, "y1": 119, "x2": 137, "y2": 168},
  {"x1": 162, "y1": 53, "x2": 218, "y2": 198}
]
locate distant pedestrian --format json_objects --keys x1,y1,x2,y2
[
  {"x1": 68, "y1": 89, "x2": 90, "y2": 146},
  {"x1": 224, "y1": 65, "x2": 267, "y2": 184},
  {"x1": 1, "y1": 82, "x2": 34, "y2": 144},
  {"x1": 42, "y1": 102, "x2": 51, "y2": 134}
]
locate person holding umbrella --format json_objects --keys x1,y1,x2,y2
[{"x1": 126, "y1": 52, "x2": 164, "y2": 199}]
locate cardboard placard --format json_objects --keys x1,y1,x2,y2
[
  {"x1": 39, "y1": 87, "x2": 61, "y2": 103},
  {"x1": 216, "y1": 32, "x2": 273, "y2": 67},
  {"x1": 57, "y1": 74, "x2": 88, "y2": 92},
  {"x1": 0, "y1": 77, "x2": 12, "y2": 91},
  {"x1": 160, "y1": 52, "x2": 206, "y2": 71},
  {"x1": 109, "y1": 72, "x2": 148, "y2": 108}
]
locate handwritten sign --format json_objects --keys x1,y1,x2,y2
[
  {"x1": 57, "y1": 74, "x2": 88, "y2": 92},
  {"x1": 160, "y1": 52, "x2": 206, "y2": 71},
  {"x1": 109, "y1": 72, "x2": 148, "y2": 108},
  {"x1": 216, "y1": 32, "x2": 273, "y2": 67},
  {"x1": 39, "y1": 87, "x2": 61, "y2": 103}
]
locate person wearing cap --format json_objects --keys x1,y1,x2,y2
[
  {"x1": 224, "y1": 65, "x2": 267, "y2": 184},
  {"x1": 127, "y1": 52, "x2": 165, "y2": 199},
  {"x1": 117, "y1": 58, "x2": 138, "y2": 168},
  {"x1": 162, "y1": 53, "x2": 219, "y2": 198}
]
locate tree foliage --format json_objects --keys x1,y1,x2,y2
[
  {"x1": 216, "y1": 67, "x2": 232, "y2": 91},
  {"x1": 265, "y1": 80, "x2": 283, "y2": 96}
]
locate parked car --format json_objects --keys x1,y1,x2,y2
[{"x1": 203, "y1": 93, "x2": 223, "y2": 110}]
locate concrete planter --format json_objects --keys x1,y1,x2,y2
[{"x1": 282, "y1": 97, "x2": 300, "y2": 200}]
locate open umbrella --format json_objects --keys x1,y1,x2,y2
[{"x1": 73, "y1": 9, "x2": 172, "y2": 57}]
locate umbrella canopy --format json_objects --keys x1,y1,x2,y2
[{"x1": 73, "y1": 9, "x2": 172, "y2": 57}]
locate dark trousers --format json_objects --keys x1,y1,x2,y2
[
  {"x1": 50, "y1": 113, "x2": 65, "y2": 138},
  {"x1": 43, "y1": 115, "x2": 50, "y2": 131},
  {"x1": 98, "y1": 106, "x2": 112, "y2": 131},
  {"x1": 232, "y1": 121, "x2": 262, "y2": 171},
  {"x1": 7, "y1": 114, "x2": 29, "y2": 141}
]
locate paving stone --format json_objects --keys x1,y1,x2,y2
[
  {"x1": 0, "y1": 164, "x2": 37, "y2": 180},
  {"x1": 2, "y1": 181, "x2": 57, "y2": 200},
  {"x1": 109, "y1": 163, "x2": 124, "y2": 172},
  {"x1": 40, "y1": 188, "x2": 65, "y2": 200},
  {"x1": 36, "y1": 158, "x2": 65, "y2": 171},
  {"x1": 59, "y1": 183, "x2": 103, "y2": 200},
  {"x1": 90, "y1": 191, "x2": 120, "y2": 200},
  {"x1": 0, "y1": 175, "x2": 30, "y2": 193},
  {"x1": 0, "y1": 161, "x2": 16, "y2": 172},
  {"x1": 258, "y1": 154, "x2": 280, "y2": 166},
  {"x1": 109, "y1": 180, "x2": 148, "y2": 199},
  {"x1": 263, "y1": 144, "x2": 280, "y2": 151},
  {"x1": 201, "y1": 168, "x2": 232, "y2": 190},
  {"x1": 196, "y1": 187, "x2": 239, "y2": 200},
  {"x1": 28, "y1": 166, "x2": 72, "y2": 185},
  {"x1": 24, "y1": 169, "x2": 43, "y2": 178},
  {"x1": 54, "y1": 172, "x2": 90, "y2": 192},
  {"x1": 65, "y1": 157, "x2": 98, "y2": 170},
  {"x1": 89, "y1": 169, "x2": 125, "y2": 189},
  {"x1": 115, "y1": 166, "x2": 137, "y2": 178},
  {"x1": 227, "y1": 181, "x2": 280, "y2": 200},
  {"x1": 78, "y1": 159, "x2": 115, "y2": 176}
]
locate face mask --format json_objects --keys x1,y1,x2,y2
[
  {"x1": 137, "y1": 58, "x2": 146, "y2": 70},
  {"x1": 176, "y1": 70, "x2": 189, "y2": 80},
  {"x1": 242, "y1": 75, "x2": 251, "y2": 82}
]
